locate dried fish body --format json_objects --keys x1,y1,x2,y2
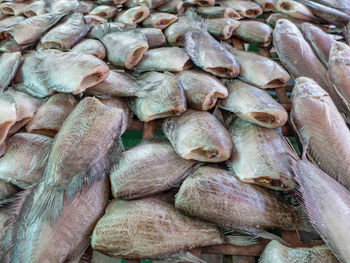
[
  {"x1": 276, "y1": 0, "x2": 318, "y2": 21},
  {"x1": 91, "y1": 197, "x2": 223, "y2": 259},
  {"x1": 224, "y1": 44, "x2": 290, "y2": 88},
  {"x1": 0, "y1": 52, "x2": 21, "y2": 91},
  {"x1": 157, "y1": 0, "x2": 184, "y2": 14},
  {"x1": 219, "y1": 80, "x2": 288, "y2": 128},
  {"x1": 218, "y1": 0, "x2": 263, "y2": 18},
  {"x1": 89, "y1": 5, "x2": 116, "y2": 19},
  {"x1": 267, "y1": 13, "x2": 311, "y2": 28},
  {"x1": 290, "y1": 77, "x2": 350, "y2": 190},
  {"x1": 259, "y1": 240, "x2": 338, "y2": 263},
  {"x1": 0, "y1": 94, "x2": 17, "y2": 144},
  {"x1": 114, "y1": 6, "x2": 150, "y2": 25},
  {"x1": 23, "y1": 0, "x2": 46, "y2": 17},
  {"x1": 26, "y1": 93, "x2": 78, "y2": 137},
  {"x1": 232, "y1": 20, "x2": 273, "y2": 47},
  {"x1": 0, "y1": 133, "x2": 52, "y2": 189},
  {"x1": 164, "y1": 16, "x2": 191, "y2": 46},
  {"x1": 0, "y1": 180, "x2": 18, "y2": 201},
  {"x1": 0, "y1": 16, "x2": 25, "y2": 38},
  {"x1": 135, "y1": 47, "x2": 191, "y2": 72},
  {"x1": 0, "y1": 2, "x2": 29, "y2": 16},
  {"x1": 141, "y1": 12, "x2": 177, "y2": 29},
  {"x1": 196, "y1": 6, "x2": 241, "y2": 19},
  {"x1": 305, "y1": 0, "x2": 350, "y2": 14},
  {"x1": 78, "y1": 0, "x2": 97, "y2": 13},
  {"x1": 4, "y1": 12, "x2": 65, "y2": 45},
  {"x1": 129, "y1": 71, "x2": 186, "y2": 121},
  {"x1": 183, "y1": 0, "x2": 214, "y2": 7},
  {"x1": 207, "y1": 18, "x2": 240, "y2": 40},
  {"x1": 293, "y1": 158, "x2": 350, "y2": 262},
  {"x1": 40, "y1": 13, "x2": 89, "y2": 50},
  {"x1": 49, "y1": 0, "x2": 87, "y2": 13},
  {"x1": 0, "y1": 208, "x2": 10, "y2": 239},
  {"x1": 254, "y1": 0, "x2": 277, "y2": 11},
  {"x1": 130, "y1": 28, "x2": 166, "y2": 48},
  {"x1": 71, "y1": 38, "x2": 106, "y2": 59},
  {"x1": 175, "y1": 166, "x2": 299, "y2": 230},
  {"x1": 84, "y1": 14, "x2": 106, "y2": 25},
  {"x1": 227, "y1": 118, "x2": 297, "y2": 191},
  {"x1": 85, "y1": 70, "x2": 139, "y2": 97},
  {"x1": 162, "y1": 109, "x2": 233, "y2": 162},
  {"x1": 176, "y1": 69, "x2": 228, "y2": 110},
  {"x1": 125, "y1": 0, "x2": 171, "y2": 9},
  {"x1": 110, "y1": 138, "x2": 197, "y2": 199}
]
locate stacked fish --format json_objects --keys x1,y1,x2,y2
[{"x1": 0, "y1": 0, "x2": 349, "y2": 262}]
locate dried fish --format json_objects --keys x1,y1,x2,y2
[
  {"x1": 259, "y1": 240, "x2": 338, "y2": 263},
  {"x1": 135, "y1": 47, "x2": 191, "y2": 72},
  {"x1": 276, "y1": 0, "x2": 318, "y2": 21},
  {"x1": 114, "y1": 6, "x2": 150, "y2": 25},
  {"x1": 302, "y1": 0, "x2": 350, "y2": 14},
  {"x1": 218, "y1": 0, "x2": 263, "y2": 18},
  {"x1": 267, "y1": 13, "x2": 309, "y2": 27},
  {"x1": 125, "y1": 0, "x2": 171, "y2": 9},
  {"x1": 0, "y1": 133, "x2": 52, "y2": 189},
  {"x1": 176, "y1": 69, "x2": 228, "y2": 110},
  {"x1": 226, "y1": 117, "x2": 297, "y2": 191},
  {"x1": 89, "y1": 5, "x2": 117, "y2": 19},
  {"x1": 0, "y1": 16, "x2": 25, "y2": 40},
  {"x1": 0, "y1": 2, "x2": 28, "y2": 16},
  {"x1": 0, "y1": 208, "x2": 10, "y2": 239},
  {"x1": 91, "y1": 196, "x2": 223, "y2": 259},
  {"x1": 71, "y1": 38, "x2": 106, "y2": 59},
  {"x1": 164, "y1": 15, "x2": 191, "y2": 46},
  {"x1": 207, "y1": 18, "x2": 240, "y2": 40},
  {"x1": 0, "y1": 180, "x2": 18, "y2": 201},
  {"x1": 41, "y1": 13, "x2": 89, "y2": 50},
  {"x1": 23, "y1": 1, "x2": 46, "y2": 17},
  {"x1": 0, "y1": 52, "x2": 21, "y2": 91},
  {"x1": 129, "y1": 71, "x2": 186, "y2": 121},
  {"x1": 110, "y1": 138, "x2": 197, "y2": 199},
  {"x1": 157, "y1": 0, "x2": 184, "y2": 14},
  {"x1": 162, "y1": 109, "x2": 233, "y2": 162},
  {"x1": 290, "y1": 77, "x2": 350, "y2": 190},
  {"x1": 218, "y1": 80, "x2": 288, "y2": 128},
  {"x1": 141, "y1": 12, "x2": 177, "y2": 29},
  {"x1": 232, "y1": 20, "x2": 273, "y2": 47},
  {"x1": 254, "y1": 0, "x2": 277, "y2": 11},
  {"x1": 130, "y1": 28, "x2": 166, "y2": 48},
  {"x1": 183, "y1": 0, "x2": 215, "y2": 7},
  {"x1": 0, "y1": 94, "x2": 16, "y2": 144},
  {"x1": 224, "y1": 44, "x2": 290, "y2": 88},
  {"x1": 196, "y1": 6, "x2": 241, "y2": 19},
  {"x1": 84, "y1": 14, "x2": 106, "y2": 25}
]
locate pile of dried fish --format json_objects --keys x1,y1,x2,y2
[{"x1": 0, "y1": 0, "x2": 350, "y2": 262}]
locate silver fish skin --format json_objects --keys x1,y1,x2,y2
[
  {"x1": 141, "y1": 12, "x2": 177, "y2": 30},
  {"x1": 162, "y1": 109, "x2": 233, "y2": 162},
  {"x1": 267, "y1": 13, "x2": 310, "y2": 28},
  {"x1": 164, "y1": 15, "x2": 191, "y2": 46},
  {"x1": 207, "y1": 18, "x2": 240, "y2": 40},
  {"x1": 0, "y1": 133, "x2": 52, "y2": 189},
  {"x1": 303, "y1": 0, "x2": 350, "y2": 14},
  {"x1": 0, "y1": 39, "x2": 36, "y2": 53},
  {"x1": 218, "y1": 0, "x2": 263, "y2": 18},
  {"x1": 176, "y1": 69, "x2": 228, "y2": 110},
  {"x1": 0, "y1": 2, "x2": 29, "y2": 16},
  {"x1": 110, "y1": 138, "x2": 197, "y2": 199},
  {"x1": 232, "y1": 20, "x2": 273, "y2": 47},
  {"x1": 196, "y1": 6, "x2": 241, "y2": 19},
  {"x1": 293, "y1": 157, "x2": 350, "y2": 263},
  {"x1": 157, "y1": 0, "x2": 184, "y2": 14},
  {"x1": 129, "y1": 71, "x2": 187, "y2": 121},
  {"x1": 23, "y1": 1, "x2": 46, "y2": 17},
  {"x1": 218, "y1": 79, "x2": 288, "y2": 128},
  {"x1": 130, "y1": 28, "x2": 166, "y2": 48},
  {"x1": 114, "y1": 6, "x2": 150, "y2": 25},
  {"x1": 0, "y1": 52, "x2": 21, "y2": 91},
  {"x1": 259, "y1": 240, "x2": 339, "y2": 263},
  {"x1": 290, "y1": 77, "x2": 350, "y2": 190},
  {"x1": 71, "y1": 38, "x2": 106, "y2": 60},
  {"x1": 275, "y1": 0, "x2": 318, "y2": 21},
  {"x1": 0, "y1": 16, "x2": 25, "y2": 40},
  {"x1": 226, "y1": 117, "x2": 297, "y2": 191}
]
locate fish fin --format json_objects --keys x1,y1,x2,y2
[
  {"x1": 185, "y1": 8, "x2": 208, "y2": 32},
  {"x1": 90, "y1": 21, "x2": 121, "y2": 40},
  {"x1": 224, "y1": 234, "x2": 259, "y2": 246},
  {"x1": 233, "y1": 227, "x2": 290, "y2": 246}
]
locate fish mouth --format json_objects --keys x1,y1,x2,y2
[
  {"x1": 265, "y1": 79, "x2": 288, "y2": 88},
  {"x1": 133, "y1": 10, "x2": 148, "y2": 24},
  {"x1": 78, "y1": 66, "x2": 109, "y2": 93},
  {"x1": 252, "y1": 176, "x2": 294, "y2": 191},
  {"x1": 250, "y1": 112, "x2": 276, "y2": 125},
  {"x1": 42, "y1": 41, "x2": 64, "y2": 50},
  {"x1": 187, "y1": 148, "x2": 219, "y2": 161},
  {"x1": 227, "y1": 10, "x2": 241, "y2": 20},
  {"x1": 125, "y1": 45, "x2": 148, "y2": 69},
  {"x1": 156, "y1": 18, "x2": 177, "y2": 29},
  {"x1": 206, "y1": 66, "x2": 239, "y2": 78},
  {"x1": 24, "y1": 10, "x2": 36, "y2": 17},
  {"x1": 244, "y1": 9, "x2": 261, "y2": 18}
]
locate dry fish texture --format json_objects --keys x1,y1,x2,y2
[
  {"x1": 217, "y1": 0, "x2": 263, "y2": 18},
  {"x1": 23, "y1": 1, "x2": 47, "y2": 17},
  {"x1": 71, "y1": 38, "x2": 106, "y2": 59},
  {"x1": 275, "y1": 0, "x2": 318, "y2": 21},
  {"x1": 164, "y1": 15, "x2": 191, "y2": 46},
  {"x1": 157, "y1": 0, "x2": 184, "y2": 14},
  {"x1": 0, "y1": 52, "x2": 21, "y2": 91},
  {"x1": 232, "y1": 20, "x2": 273, "y2": 47},
  {"x1": 130, "y1": 28, "x2": 166, "y2": 48},
  {"x1": 114, "y1": 6, "x2": 150, "y2": 25},
  {"x1": 141, "y1": 12, "x2": 177, "y2": 30},
  {"x1": 0, "y1": 94, "x2": 16, "y2": 145},
  {"x1": 207, "y1": 18, "x2": 240, "y2": 40},
  {"x1": 195, "y1": 6, "x2": 241, "y2": 19}
]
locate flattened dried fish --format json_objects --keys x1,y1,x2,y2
[
  {"x1": 276, "y1": 0, "x2": 318, "y2": 21},
  {"x1": 71, "y1": 38, "x2": 106, "y2": 59},
  {"x1": 89, "y1": 5, "x2": 117, "y2": 19},
  {"x1": 254, "y1": 0, "x2": 277, "y2": 11},
  {"x1": 135, "y1": 47, "x2": 191, "y2": 72},
  {"x1": 0, "y1": 52, "x2": 21, "y2": 91},
  {"x1": 0, "y1": 2, "x2": 28, "y2": 16},
  {"x1": 131, "y1": 28, "x2": 166, "y2": 48},
  {"x1": 232, "y1": 20, "x2": 273, "y2": 46},
  {"x1": 290, "y1": 77, "x2": 350, "y2": 190},
  {"x1": 41, "y1": 13, "x2": 88, "y2": 50},
  {"x1": 219, "y1": 80, "x2": 288, "y2": 128},
  {"x1": 224, "y1": 43, "x2": 290, "y2": 88},
  {"x1": 0, "y1": 16, "x2": 25, "y2": 39},
  {"x1": 218, "y1": 0, "x2": 263, "y2": 18},
  {"x1": 196, "y1": 6, "x2": 241, "y2": 19},
  {"x1": 129, "y1": 71, "x2": 186, "y2": 121},
  {"x1": 164, "y1": 15, "x2": 191, "y2": 46},
  {"x1": 227, "y1": 117, "x2": 297, "y2": 191},
  {"x1": 91, "y1": 197, "x2": 223, "y2": 259},
  {"x1": 0, "y1": 94, "x2": 16, "y2": 144},
  {"x1": 0, "y1": 133, "x2": 52, "y2": 189},
  {"x1": 23, "y1": 1, "x2": 46, "y2": 17},
  {"x1": 176, "y1": 69, "x2": 228, "y2": 110},
  {"x1": 114, "y1": 6, "x2": 150, "y2": 25},
  {"x1": 207, "y1": 18, "x2": 240, "y2": 40},
  {"x1": 162, "y1": 109, "x2": 233, "y2": 162},
  {"x1": 157, "y1": 0, "x2": 184, "y2": 14},
  {"x1": 110, "y1": 138, "x2": 197, "y2": 199},
  {"x1": 141, "y1": 12, "x2": 177, "y2": 29}
]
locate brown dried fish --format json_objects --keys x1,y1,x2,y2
[
  {"x1": 224, "y1": 43, "x2": 290, "y2": 88},
  {"x1": 114, "y1": 6, "x2": 150, "y2": 25},
  {"x1": 218, "y1": 80, "x2": 288, "y2": 128},
  {"x1": 0, "y1": 94, "x2": 16, "y2": 144},
  {"x1": 135, "y1": 47, "x2": 191, "y2": 72},
  {"x1": 0, "y1": 133, "x2": 52, "y2": 189},
  {"x1": 232, "y1": 20, "x2": 273, "y2": 47},
  {"x1": 259, "y1": 240, "x2": 338, "y2": 263},
  {"x1": 110, "y1": 138, "x2": 197, "y2": 199},
  {"x1": 23, "y1": 0, "x2": 46, "y2": 17},
  {"x1": 91, "y1": 196, "x2": 223, "y2": 259},
  {"x1": 0, "y1": 52, "x2": 21, "y2": 91},
  {"x1": 226, "y1": 117, "x2": 297, "y2": 191},
  {"x1": 196, "y1": 6, "x2": 241, "y2": 19},
  {"x1": 207, "y1": 18, "x2": 240, "y2": 40},
  {"x1": 157, "y1": 0, "x2": 184, "y2": 14},
  {"x1": 290, "y1": 77, "x2": 350, "y2": 190},
  {"x1": 89, "y1": 5, "x2": 117, "y2": 19},
  {"x1": 162, "y1": 109, "x2": 233, "y2": 162},
  {"x1": 183, "y1": 0, "x2": 214, "y2": 6},
  {"x1": 130, "y1": 28, "x2": 166, "y2": 48},
  {"x1": 26, "y1": 93, "x2": 78, "y2": 137},
  {"x1": 141, "y1": 12, "x2": 177, "y2": 29},
  {"x1": 164, "y1": 15, "x2": 191, "y2": 46},
  {"x1": 176, "y1": 69, "x2": 228, "y2": 110},
  {"x1": 71, "y1": 38, "x2": 106, "y2": 59},
  {"x1": 254, "y1": 0, "x2": 277, "y2": 11},
  {"x1": 129, "y1": 71, "x2": 186, "y2": 121},
  {"x1": 218, "y1": 0, "x2": 263, "y2": 18},
  {"x1": 276, "y1": 0, "x2": 318, "y2": 21}
]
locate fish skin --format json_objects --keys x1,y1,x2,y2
[
  {"x1": 130, "y1": 28, "x2": 166, "y2": 48},
  {"x1": 267, "y1": 13, "x2": 310, "y2": 27},
  {"x1": 91, "y1": 196, "x2": 223, "y2": 259},
  {"x1": 218, "y1": 0, "x2": 263, "y2": 18},
  {"x1": 162, "y1": 109, "x2": 233, "y2": 162},
  {"x1": 83, "y1": 14, "x2": 106, "y2": 25},
  {"x1": 254, "y1": 0, "x2": 277, "y2": 11},
  {"x1": 41, "y1": 13, "x2": 89, "y2": 50},
  {"x1": 307, "y1": 0, "x2": 350, "y2": 14},
  {"x1": 141, "y1": 12, "x2": 177, "y2": 30},
  {"x1": 275, "y1": 0, "x2": 318, "y2": 21},
  {"x1": 114, "y1": 6, "x2": 150, "y2": 25},
  {"x1": 290, "y1": 77, "x2": 350, "y2": 190},
  {"x1": 259, "y1": 240, "x2": 338, "y2": 263},
  {"x1": 0, "y1": 208, "x2": 10, "y2": 239},
  {"x1": 232, "y1": 20, "x2": 273, "y2": 47},
  {"x1": 224, "y1": 44, "x2": 290, "y2": 88},
  {"x1": 89, "y1": 5, "x2": 117, "y2": 19},
  {"x1": 164, "y1": 15, "x2": 191, "y2": 46},
  {"x1": 0, "y1": 2, "x2": 29, "y2": 16},
  {"x1": 207, "y1": 18, "x2": 240, "y2": 40},
  {"x1": 226, "y1": 117, "x2": 297, "y2": 191},
  {"x1": 0, "y1": 133, "x2": 52, "y2": 189},
  {"x1": 26, "y1": 93, "x2": 78, "y2": 138},
  {"x1": 218, "y1": 79, "x2": 288, "y2": 128},
  {"x1": 0, "y1": 93, "x2": 16, "y2": 144},
  {"x1": 183, "y1": 0, "x2": 215, "y2": 7},
  {"x1": 0, "y1": 180, "x2": 18, "y2": 201},
  {"x1": 175, "y1": 166, "x2": 299, "y2": 230},
  {"x1": 129, "y1": 71, "x2": 187, "y2": 121},
  {"x1": 300, "y1": 22, "x2": 334, "y2": 68},
  {"x1": 71, "y1": 38, "x2": 106, "y2": 59},
  {"x1": 156, "y1": 0, "x2": 184, "y2": 14},
  {"x1": 176, "y1": 69, "x2": 228, "y2": 111},
  {"x1": 195, "y1": 6, "x2": 241, "y2": 19},
  {"x1": 134, "y1": 47, "x2": 191, "y2": 72},
  {"x1": 0, "y1": 16, "x2": 25, "y2": 40},
  {"x1": 23, "y1": 1, "x2": 46, "y2": 17},
  {"x1": 292, "y1": 157, "x2": 350, "y2": 263},
  {"x1": 0, "y1": 39, "x2": 36, "y2": 53},
  {"x1": 0, "y1": 52, "x2": 21, "y2": 91},
  {"x1": 125, "y1": 0, "x2": 172, "y2": 9},
  {"x1": 110, "y1": 138, "x2": 197, "y2": 199}
]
